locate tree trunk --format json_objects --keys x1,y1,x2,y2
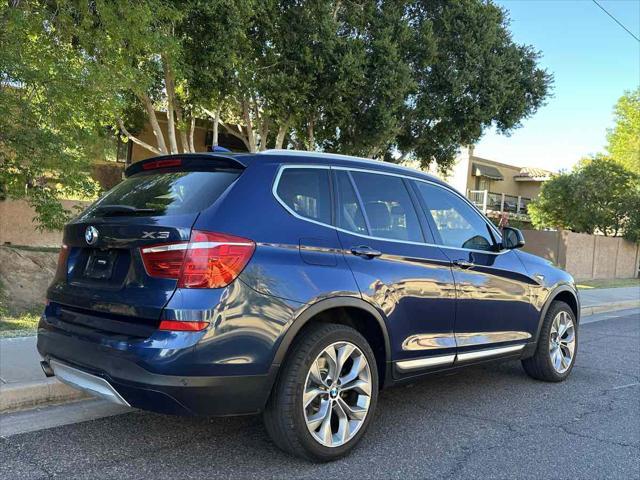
[
  {"x1": 161, "y1": 56, "x2": 180, "y2": 153},
  {"x1": 243, "y1": 100, "x2": 257, "y2": 152},
  {"x1": 212, "y1": 107, "x2": 220, "y2": 147},
  {"x1": 139, "y1": 93, "x2": 168, "y2": 154},
  {"x1": 306, "y1": 119, "x2": 315, "y2": 151},
  {"x1": 188, "y1": 117, "x2": 196, "y2": 153},
  {"x1": 258, "y1": 117, "x2": 270, "y2": 151},
  {"x1": 275, "y1": 123, "x2": 288, "y2": 149}
]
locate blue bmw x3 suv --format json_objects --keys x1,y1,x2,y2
[{"x1": 38, "y1": 150, "x2": 579, "y2": 461}]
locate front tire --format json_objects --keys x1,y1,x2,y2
[
  {"x1": 522, "y1": 301, "x2": 578, "y2": 382},
  {"x1": 263, "y1": 323, "x2": 378, "y2": 462}
]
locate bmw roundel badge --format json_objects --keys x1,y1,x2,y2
[{"x1": 85, "y1": 226, "x2": 99, "y2": 245}]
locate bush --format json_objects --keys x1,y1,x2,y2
[{"x1": 529, "y1": 155, "x2": 639, "y2": 237}]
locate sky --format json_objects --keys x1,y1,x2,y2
[{"x1": 474, "y1": 0, "x2": 640, "y2": 172}]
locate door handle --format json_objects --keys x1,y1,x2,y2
[
  {"x1": 350, "y1": 246, "x2": 382, "y2": 258},
  {"x1": 453, "y1": 259, "x2": 474, "y2": 269}
]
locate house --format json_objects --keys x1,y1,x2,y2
[{"x1": 442, "y1": 147, "x2": 552, "y2": 223}]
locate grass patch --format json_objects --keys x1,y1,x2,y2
[
  {"x1": 0, "y1": 311, "x2": 40, "y2": 338},
  {"x1": 577, "y1": 278, "x2": 640, "y2": 290},
  {"x1": 0, "y1": 279, "x2": 41, "y2": 338}
]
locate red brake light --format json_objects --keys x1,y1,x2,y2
[
  {"x1": 142, "y1": 158, "x2": 182, "y2": 170},
  {"x1": 140, "y1": 230, "x2": 255, "y2": 289}
]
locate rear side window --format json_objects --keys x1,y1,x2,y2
[
  {"x1": 350, "y1": 171, "x2": 424, "y2": 242},
  {"x1": 276, "y1": 168, "x2": 331, "y2": 224},
  {"x1": 86, "y1": 170, "x2": 240, "y2": 217}
]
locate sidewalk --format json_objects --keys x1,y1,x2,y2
[
  {"x1": 1, "y1": 286, "x2": 638, "y2": 414},
  {"x1": 578, "y1": 286, "x2": 640, "y2": 316},
  {"x1": 0, "y1": 336, "x2": 88, "y2": 412}
]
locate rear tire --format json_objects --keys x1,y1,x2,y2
[
  {"x1": 263, "y1": 323, "x2": 378, "y2": 462},
  {"x1": 522, "y1": 301, "x2": 578, "y2": 382}
]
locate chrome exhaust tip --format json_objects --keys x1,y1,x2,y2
[{"x1": 40, "y1": 360, "x2": 55, "y2": 377}]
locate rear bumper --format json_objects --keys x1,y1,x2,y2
[
  {"x1": 38, "y1": 323, "x2": 278, "y2": 416},
  {"x1": 42, "y1": 355, "x2": 277, "y2": 416}
]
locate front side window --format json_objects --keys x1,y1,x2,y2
[
  {"x1": 414, "y1": 182, "x2": 496, "y2": 251},
  {"x1": 276, "y1": 168, "x2": 331, "y2": 224},
  {"x1": 349, "y1": 171, "x2": 424, "y2": 242}
]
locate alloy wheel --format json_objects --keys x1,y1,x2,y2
[
  {"x1": 303, "y1": 341, "x2": 372, "y2": 447},
  {"x1": 549, "y1": 311, "x2": 576, "y2": 374}
]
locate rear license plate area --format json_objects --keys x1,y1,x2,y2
[{"x1": 83, "y1": 250, "x2": 118, "y2": 280}]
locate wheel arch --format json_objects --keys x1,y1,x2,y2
[
  {"x1": 534, "y1": 285, "x2": 580, "y2": 343},
  {"x1": 271, "y1": 297, "x2": 392, "y2": 387}
]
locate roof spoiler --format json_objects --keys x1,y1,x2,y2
[{"x1": 124, "y1": 153, "x2": 247, "y2": 177}]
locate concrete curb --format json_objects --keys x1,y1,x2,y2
[
  {"x1": 1, "y1": 301, "x2": 637, "y2": 415},
  {"x1": 0, "y1": 378, "x2": 89, "y2": 413},
  {"x1": 580, "y1": 300, "x2": 640, "y2": 317}
]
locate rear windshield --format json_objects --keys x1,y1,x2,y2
[{"x1": 84, "y1": 170, "x2": 240, "y2": 217}]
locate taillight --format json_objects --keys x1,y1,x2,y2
[
  {"x1": 140, "y1": 230, "x2": 255, "y2": 289},
  {"x1": 55, "y1": 244, "x2": 69, "y2": 279}
]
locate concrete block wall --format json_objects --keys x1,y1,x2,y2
[{"x1": 522, "y1": 230, "x2": 639, "y2": 281}]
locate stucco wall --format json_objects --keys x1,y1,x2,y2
[
  {"x1": 0, "y1": 200, "x2": 90, "y2": 247},
  {"x1": 522, "y1": 229, "x2": 639, "y2": 281}
]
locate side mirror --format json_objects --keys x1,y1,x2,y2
[{"x1": 502, "y1": 227, "x2": 525, "y2": 250}]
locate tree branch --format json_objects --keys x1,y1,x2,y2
[{"x1": 117, "y1": 118, "x2": 162, "y2": 155}]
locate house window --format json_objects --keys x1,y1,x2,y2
[{"x1": 475, "y1": 177, "x2": 491, "y2": 191}]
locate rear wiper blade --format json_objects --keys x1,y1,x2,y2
[{"x1": 93, "y1": 205, "x2": 158, "y2": 216}]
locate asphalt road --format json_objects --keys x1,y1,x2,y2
[{"x1": 1, "y1": 310, "x2": 639, "y2": 479}]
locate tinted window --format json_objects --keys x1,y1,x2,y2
[
  {"x1": 335, "y1": 171, "x2": 367, "y2": 234},
  {"x1": 414, "y1": 182, "x2": 495, "y2": 251},
  {"x1": 85, "y1": 170, "x2": 240, "y2": 217},
  {"x1": 276, "y1": 168, "x2": 331, "y2": 224},
  {"x1": 350, "y1": 171, "x2": 423, "y2": 242}
]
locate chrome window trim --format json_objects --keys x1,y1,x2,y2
[{"x1": 272, "y1": 164, "x2": 507, "y2": 255}]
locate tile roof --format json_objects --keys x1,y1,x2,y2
[{"x1": 514, "y1": 167, "x2": 552, "y2": 179}]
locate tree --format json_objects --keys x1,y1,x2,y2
[
  {"x1": 2, "y1": 0, "x2": 552, "y2": 229},
  {"x1": 0, "y1": 1, "x2": 104, "y2": 229},
  {"x1": 529, "y1": 155, "x2": 640, "y2": 237},
  {"x1": 607, "y1": 88, "x2": 640, "y2": 174}
]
